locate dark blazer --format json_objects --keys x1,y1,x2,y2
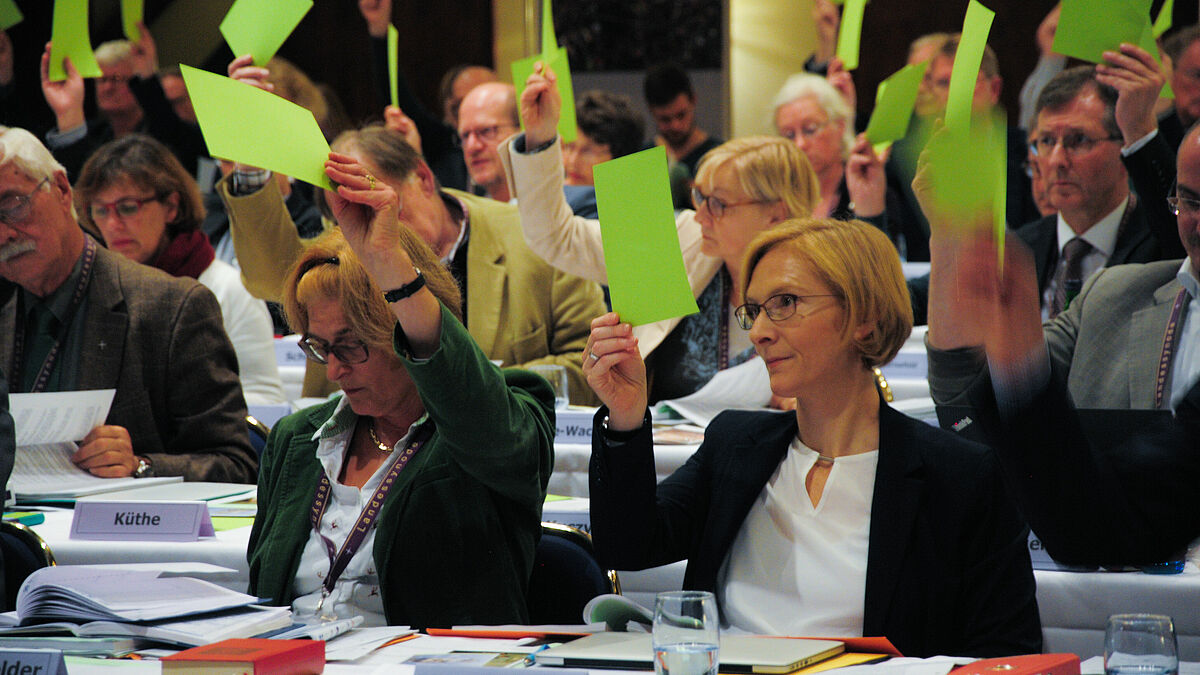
[
  {"x1": 0, "y1": 242, "x2": 257, "y2": 482},
  {"x1": 248, "y1": 308, "x2": 555, "y2": 627},
  {"x1": 973, "y1": 375, "x2": 1200, "y2": 567},
  {"x1": 1016, "y1": 194, "x2": 1163, "y2": 298},
  {"x1": 590, "y1": 405, "x2": 1041, "y2": 658},
  {"x1": 0, "y1": 366, "x2": 11, "y2": 492}
]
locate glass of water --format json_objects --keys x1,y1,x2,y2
[
  {"x1": 653, "y1": 590, "x2": 719, "y2": 675},
  {"x1": 528, "y1": 364, "x2": 569, "y2": 410},
  {"x1": 1105, "y1": 614, "x2": 1178, "y2": 675}
]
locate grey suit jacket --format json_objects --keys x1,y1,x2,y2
[
  {"x1": 1, "y1": 242, "x2": 257, "y2": 482},
  {"x1": 928, "y1": 259, "x2": 1185, "y2": 410}
]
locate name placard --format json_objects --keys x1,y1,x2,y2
[
  {"x1": 70, "y1": 500, "x2": 215, "y2": 542},
  {"x1": 880, "y1": 349, "x2": 928, "y2": 380},
  {"x1": 554, "y1": 408, "x2": 597, "y2": 445},
  {"x1": 0, "y1": 648, "x2": 66, "y2": 675}
]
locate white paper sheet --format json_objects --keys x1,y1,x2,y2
[
  {"x1": 10, "y1": 390, "x2": 115, "y2": 446},
  {"x1": 659, "y1": 357, "x2": 773, "y2": 427}
]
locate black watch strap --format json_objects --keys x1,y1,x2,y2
[{"x1": 382, "y1": 267, "x2": 426, "y2": 303}]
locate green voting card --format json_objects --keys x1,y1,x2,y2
[
  {"x1": 1053, "y1": 0, "x2": 1172, "y2": 97},
  {"x1": 388, "y1": 24, "x2": 399, "y2": 108},
  {"x1": 921, "y1": 111, "x2": 1007, "y2": 241},
  {"x1": 864, "y1": 60, "x2": 929, "y2": 147},
  {"x1": 181, "y1": 65, "x2": 333, "y2": 190},
  {"x1": 835, "y1": 0, "x2": 867, "y2": 71},
  {"x1": 943, "y1": 0, "x2": 994, "y2": 132},
  {"x1": 49, "y1": 0, "x2": 102, "y2": 81},
  {"x1": 1054, "y1": 0, "x2": 1152, "y2": 63},
  {"x1": 1154, "y1": 0, "x2": 1174, "y2": 38},
  {"x1": 511, "y1": 0, "x2": 577, "y2": 143},
  {"x1": 593, "y1": 146, "x2": 699, "y2": 326},
  {"x1": 121, "y1": 0, "x2": 142, "y2": 42},
  {"x1": 0, "y1": 0, "x2": 22, "y2": 31},
  {"x1": 219, "y1": 0, "x2": 312, "y2": 65}
]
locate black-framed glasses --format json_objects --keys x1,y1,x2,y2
[
  {"x1": 1028, "y1": 132, "x2": 1122, "y2": 157},
  {"x1": 733, "y1": 293, "x2": 840, "y2": 330},
  {"x1": 89, "y1": 195, "x2": 161, "y2": 222},
  {"x1": 691, "y1": 186, "x2": 772, "y2": 219},
  {"x1": 0, "y1": 177, "x2": 50, "y2": 226},
  {"x1": 1168, "y1": 195, "x2": 1200, "y2": 217},
  {"x1": 298, "y1": 335, "x2": 370, "y2": 365}
]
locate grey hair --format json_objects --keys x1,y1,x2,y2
[
  {"x1": 0, "y1": 127, "x2": 75, "y2": 219},
  {"x1": 771, "y1": 72, "x2": 855, "y2": 161},
  {"x1": 95, "y1": 40, "x2": 133, "y2": 68}
]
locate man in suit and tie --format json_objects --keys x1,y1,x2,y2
[
  {"x1": 0, "y1": 127, "x2": 256, "y2": 482},
  {"x1": 1016, "y1": 65, "x2": 1177, "y2": 320},
  {"x1": 927, "y1": 46, "x2": 1199, "y2": 413}
]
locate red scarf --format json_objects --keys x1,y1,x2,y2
[{"x1": 150, "y1": 230, "x2": 215, "y2": 280}]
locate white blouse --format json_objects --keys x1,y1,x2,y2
[
  {"x1": 719, "y1": 436, "x2": 878, "y2": 636},
  {"x1": 291, "y1": 396, "x2": 423, "y2": 626}
]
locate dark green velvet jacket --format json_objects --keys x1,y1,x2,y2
[{"x1": 247, "y1": 307, "x2": 555, "y2": 627}]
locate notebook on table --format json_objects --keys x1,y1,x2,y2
[{"x1": 534, "y1": 632, "x2": 844, "y2": 674}]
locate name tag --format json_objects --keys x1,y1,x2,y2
[
  {"x1": 880, "y1": 349, "x2": 928, "y2": 380},
  {"x1": 274, "y1": 337, "x2": 307, "y2": 367},
  {"x1": 70, "y1": 501, "x2": 215, "y2": 542},
  {"x1": 0, "y1": 649, "x2": 66, "y2": 675},
  {"x1": 554, "y1": 408, "x2": 597, "y2": 445}
]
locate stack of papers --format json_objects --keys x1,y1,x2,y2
[{"x1": 0, "y1": 566, "x2": 291, "y2": 648}]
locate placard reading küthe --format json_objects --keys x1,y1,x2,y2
[{"x1": 71, "y1": 500, "x2": 216, "y2": 542}]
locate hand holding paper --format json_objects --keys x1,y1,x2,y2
[
  {"x1": 512, "y1": 0, "x2": 577, "y2": 143},
  {"x1": 1096, "y1": 42, "x2": 1166, "y2": 143},
  {"x1": 583, "y1": 313, "x2": 647, "y2": 432},
  {"x1": 520, "y1": 62, "x2": 563, "y2": 148},
  {"x1": 182, "y1": 64, "x2": 332, "y2": 189},
  {"x1": 40, "y1": 43, "x2": 86, "y2": 132}
]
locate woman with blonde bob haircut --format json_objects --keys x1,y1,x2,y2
[
  {"x1": 583, "y1": 217, "x2": 1041, "y2": 657},
  {"x1": 506, "y1": 63, "x2": 821, "y2": 403},
  {"x1": 248, "y1": 166, "x2": 555, "y2": 629}
]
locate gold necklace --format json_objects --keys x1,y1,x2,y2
[{"x1": 367, "y1": 421, "x2": 392, "y2": 454}]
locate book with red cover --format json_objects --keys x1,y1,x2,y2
[
  {"x1": 952, "y1": 653, "x2": 1081, "y2": 675},
  {"x1": 161, "y1": 638, "x2": 325, "y2": 675}
]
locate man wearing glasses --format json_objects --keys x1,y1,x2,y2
[
  {"x1": 926, "y1": 53, "x2": 1197, "y2": 413},
  {"x1": 0, "y1": 128, "x2": 256, "y2": 482}
]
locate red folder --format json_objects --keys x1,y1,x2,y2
[
  {"x1": 161, "y1": 638, "x2": 325, "y2": 674},
  {"x1": 952, "y1": 653, "x2": 1081, "y2": 675}
]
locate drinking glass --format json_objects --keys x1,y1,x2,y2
[
  {"x1": 1105, "y1": 614, "x2": 1178, "y2": 675},
  {"x1": 529, "y1": 364, "x2": 569, "y2": 410},
  {"x1": 653, "y1": 590, "x2": 719, "y2": 675}
]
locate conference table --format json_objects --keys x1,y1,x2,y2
[{"x1": 26, "y1": 498, "x2": 1200, "y2": 661}]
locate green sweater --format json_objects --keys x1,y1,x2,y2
[{"x1": 247, "y1": 306, "x2": 555, "y2": 627}]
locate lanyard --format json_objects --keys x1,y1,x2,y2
[
  {"x1": 10, "y1": 238, "x2": 97, "y2": 393},
  {"x1": 719, "y1": 268, "x2": 731, "y2": 371},
  {"x1": 1154, "y1": 287, "x2": 1190, "y2": 409},
  {"x1": 307, "y1": 418, "x2": 434, "y2": 618}
]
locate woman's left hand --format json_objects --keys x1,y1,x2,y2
[
  {"x1": 324, "y1": 152, "x2": 407, "y2": 271},
  {"x1": 827, "y1": 58, "x2": 857, "y2": 113},
  {"x1": 845, "y1": 133, "x2": 885, "y2": 218}
]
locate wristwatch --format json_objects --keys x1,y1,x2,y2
[
  {"x1": 382, "y1": 267, "x2": 426, "y2": 303},
  {"x1": 133, "y1": 456, "x2": 154, "y2": 478}
]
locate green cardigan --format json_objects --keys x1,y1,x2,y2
[{"x1": 247, "y1": 306, "x2": 555, "y2": 627}]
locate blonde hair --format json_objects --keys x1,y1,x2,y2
[
  {"x1": 740, "y1": 218, "x2": 912, "y2": 369},
  {"x1": 693, "y1": 136, "x2": 819, "y2": 219},
  {"x1": 283, "y1": 228, "x2": 462, "y2": 353}
]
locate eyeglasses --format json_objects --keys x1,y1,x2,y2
[
  {"x1": 563, "y1": 140, "x2": 611, "y2": 161},
  {"x1": 89, "y1": 195, "x2": 160, "y2": 222},
  {"x1": 691, "y1": 187, "x2": 772, "y2": 219},
  {"x1": 0, "y1": 177, "x2": 50, "y2": 226},
  {"x1": 96, "y1": 74, "x2": 130, "y2": 86},
  {"x1": 298, "y1": 335, "x2": 370, "y2": 365},
  {"x1": 1028, "y1": 132, "x2": 1122, "y2": 157},
  {"x1": 779, "y1": 120, "x2": 832, "y2": 142},
  {"x1": 456, "y1": 124, "x2": 513, "y2": 145},
  {"x1": 1168, "y1": 195, "x2": 1200, "y2": 217},
  {"x1": 733, "y1": 293, "x2": 840, "y2": 330}
]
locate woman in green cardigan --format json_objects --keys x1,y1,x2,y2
[{"x1": 247, "y1": 152, "x2": 555, "y2": 627}]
